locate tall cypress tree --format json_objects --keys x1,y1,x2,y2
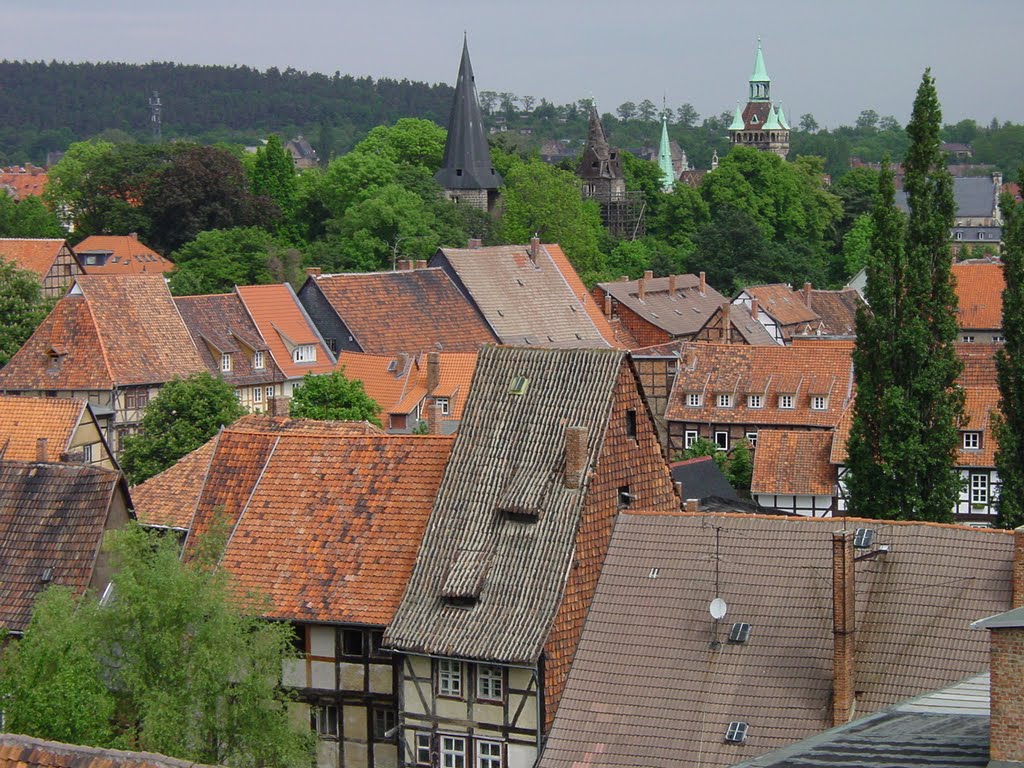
[
  {"x1": 996, "y1": 184, "x2": 1024, "y2": 528},
  {"x1": 846, "y1": 70, "x2": 964, "y2": 522}
]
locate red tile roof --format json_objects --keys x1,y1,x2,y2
[
  {"x1": 0, "y1": 238, "x2": 67, "y2": 279},
  {"x1": 751, "y1": 430, "x2": 836, "y2": 496},
  {"x1": 74, "y1": 235, "x2": 174, "y2": 275},
  {"x1": 953, "y1": 262, "x2": 1004, "y2": 331},
  {"x1": 0, "y1": 395, "x2": 88, "y2": 461},
  {"x1": 0, "y1": 166, "x2": 47, "y2": 201},
  {"x1": 236, "y1": 284, "x2": 334, "y2": 379},
  {"x1": 596, "y1": 274, "x2": 727, "y2": 337},
  {"x1": 744, "y1": 284, "x2": 819, "y2": 326},
  {"x1": 308, "y1": 269, "x2": 498, "y2": 354},
  {"x1": 0, "y1": 734, "x2": 216, "y2": 767}
]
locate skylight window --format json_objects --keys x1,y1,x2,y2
[
  {"x1": 725, "y1": 722, "x2": 748, "y2": 743},
  {"x1": 508, "y1": 376, "x2": 529, "y2": 396}
]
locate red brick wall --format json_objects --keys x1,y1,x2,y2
[
  {"x1": 591, "y1": 287, "x2": 672, "y2": 349},
  {"x1": 540, "y1": 362, "x2": 678, "y2": 731},
  {"x1": 990, "y1": 627, "x2": 1024, "y2": 762}
]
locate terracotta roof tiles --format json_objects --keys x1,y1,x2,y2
[
  {"x1": 0, "y1": 238, "x2": 67, "y2": 279},
  {"x1": 751, "y1": 430, "x2": 836, "y2": 496},
  {"x1": 953, "y1": 262, "x2": 1004, "y2": 331},
  {"x1": 0, "y1": 734, "x2": 217, "y2": 767},
  {"x1": 236, "y1": 284, "x2": 334, "y2": 379},
  {"x1": 0, "y1": 395, "x2": 87, "y2": 462},
  {"x1": 596, "y1": 274, "x2": 727, "y2": 336},
  {"x1": 74, "y1": 235, "x2": 174, "y2": 275}
]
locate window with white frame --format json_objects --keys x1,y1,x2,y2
[
  {"x1": 963, "y1": 432, "x2": 981, "y2": 450},
  {"x1": 778, "y1": 394, "x2": 794, "y2": 409},
  {"x1": 436, "y1": 397, "x2": 450, "y2": 416},
  {"x1": 746, "y1": 431, "x2": 758, "y2": 448},
  {"x1": 440, "y1": 735, "x2": 467, "y2": 768},
  {"x1": 994, "y1": 335, "x2": 1006, "y2": 343},
  {"x1": 253, "y1": 351, "x2": 265, "y2": 369},
  {"x1": 221, "y1": 353, "x2": 232, "y2": 372},
  {"x1": 311, "y1": 704, "x2": 338, "y2": 738},
  {"x1": 253, "y1": 386, "x2": 262, "y2": 403},
  {"x1": 686, "y1": 392, "x2": 702, "y2": 407},
  {"x1": 415, "y1": 733, "x2": 432, "y2": 765},
  {"x1": 437, "y1": 659, "x2": 463, "y2": 698},
  {"x1": 685, "y1": 430, "x2": 698, "y2": 449},
  {"x1": 293, "y1": 344, "x2": 316, "y2": 363},
  {"x1": 477, "y1": 740, "x2": 503, "y2": 768},
  {"x1": 477, "y1": 664, "x2": 503, "y2": 701},
  {"x1": 266, "y1": 385, "x2": 274, "y2": 400},
  {"x1": 962, "y1": 335, "x2": 975, "y2": 343},
  {"x1": 717, "y1": 393, "x2": 733, "y2": 408},
  {"x1": 971, "y1": 473, "x2": 989, "y2": 504},
  {"x1": 811, "y1": 396, "x2": 828, "y2": 411},
  {"x1": 715, "y1": 431, "x2": 729, "y2": 450},
  {"x1": 747, "y1": 394, "x2": 763, "y2": 409}
]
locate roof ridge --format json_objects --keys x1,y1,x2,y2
[
  {"x1": 181, "y1": 429, "x2": 224, "y2": 547},
  {"x1": 217, "y1": 434, "x2": 281, "y2": 568},
  {"x1": 650, "y1": 509, "x2": 1014, "y2": 533},
  {"x1": 75, "y1": 283, "x2": 117, "y2": 386}
]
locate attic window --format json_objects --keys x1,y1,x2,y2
[
  {"x1": 617, "y1": 485, "x2": 634, "y2": 509},
  {"x1": 387, "y1": 360, "x2": 398, "y2": 372},
  {"x1": 293, "y1": 344, "x2": 316, "y2": 363},
  {"x1": 40, "y1": 567, "x2": 54, "y2": 584},
  {"x1": 728, "y1": 623, "x2": 752, "y2": 643},
  {"x1": 509, "y1": 376, "x2": 529, "y2": 396},
  {"x1": 725, "y1": 722, "x2": 748, "y2": 743},
  {"x1": 626, "y1": 409, "x2": 637, "y2": 440},
  {"x1": 441, "y1": 549, "x2": 491, "y2": 606},
  {"x1": 853, "y1": 528, "x2": 875, "y2": 549},
  {"x1": 456, "y1": 169, "x2": 463, "y2": 176}
]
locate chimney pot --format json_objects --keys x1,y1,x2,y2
[
  {"x1": 305, "y1": 267, "x2": 321, "y2": 278},
  {"x1": 668, "y1": 274, "x2": 677, "y2": 297},
  {"x1": 563, "y1": 426, "x2": 589, "y2": 489},
  {"x1": 803, "y1": 282, "x2": 813, "y2": 308},
  {"x1": 467, "y1": 238, "x2": 483, "y2": 249},
  {"x1": 36, "y1": 437, "x2": 48, "y2": 462},
  {"x1": 750, "y1": 297, "x2": 759, "y2": 319},
  {"x1": 427, "y1": 351, "x2": 441, "y2": 393},
  {"x1": 832, "y1": 530, "x2": 856, "y2": 727},
  {"x1": 427, "y1": 402, "x2": 443, "y2": 435},
  {"x1": 684, "y1": 498, "x2": 699, "y2": 513},
  {"x1": 530, "y1": 236, "x2": 541, "y2": 263},
  {"x1": 699, "y1": 271, "x2": 706, "y2": 294},
  {"x1": 603, "y1": 294, "x2": 613, "y2": 319}
]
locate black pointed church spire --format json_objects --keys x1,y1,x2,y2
[{"x1": 435, "y1": 36, "x2": 502, "y2": 210}]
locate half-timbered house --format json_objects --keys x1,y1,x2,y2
[
  {"x1": 385, "y1": 346, "x2": 677, "y2": 768},
  {"x1": 0, "y1": 394, "x2": 116, "y2": 469},
  {"x1": 0, "y1": 237, "x2": 83, "y2": 298}
]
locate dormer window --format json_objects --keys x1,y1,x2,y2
[
  {"x1": 435, "y1": 397, "x2": 450, "y2": 416},
  {"x1": 747, "y1": 394, "x2": 763, "y2": 409},
  {"x1": 293, "y1": 344, "x2": 316, "y2": 363},
  {"x1": 955, "y1": 231, "x2": 963, "y2": 240},
  {"x1": 717, "y1": 394, "x2": 733, "y2": 408},
  {"x1": 220, "y1": 353, "x2": 232, "y2": 372},
  {"x1": 253, "y1": 351, "x2": 265, "y2": 370},
  {"x1": 963, "y1": 431, "x2": 981, "y2": 450},
  {"x1": 811, "y1": 395, "x2": 828, "y2": 411},
  {"x1": 778, "y1": 394, "x2": 794, "y2": 409},
  {"x1": 687, "y1": 393, "x2": 702, "y2": 407}
]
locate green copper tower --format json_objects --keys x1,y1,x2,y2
[{"x1": 658, "y1": 111, "x2": 674, "y2": 192}]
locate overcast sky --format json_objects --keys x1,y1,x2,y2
[{"x1": 3, "y1": 0, "x2": 1022, "y2": 129}]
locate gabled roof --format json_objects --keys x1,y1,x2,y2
[
  {"x1": 0, "y1": 167, "x2": 47, "y2": 200},
  {"x1": 74, "y1": 235, "x2": 174, "y2": 275},
  {"x1": 0, "y1": 460, "x2": 128, "y2": 633},
  {"x1": 751, "y1": 430, "x2": 836, "y2": 496},
  {"x1": 741, "y1": 284, "x2": 820, "y2": 327},
  {"x1": 0, "y1": 238, "x2": 68, "y2": 278},
  {"x1": 800, "y1": 288, "x2": 862, "y2": 337},
  {"x1": 0, "y1": 395, "x2": 89, "y2": 461},
  {"x1": 0, "y1": 734, "x2": 218, "y2": 768},
  {"x1": 665, "y1": 342, "x2": 855, "y2": 427},
  {"x1": 597, "y1": 274, "x2": 727, "y2": 336},
  {"x1": 538, "y1": 512, "x2": 1012, "y2": 768},
  {"x1": 132, "y1": 415, "x2": 383, "y2": 532},
  {"x1": 896, "y1": 176, "x2": 997, "y2": 219},
  {"x1": 953, "y1": 262, "x2": 1004, "y2": 331},
  {"x1": 434, "y1": 243, "x2": 619, "y2": 348},
  {"x1": 434, "y1": 36, "x2": 502, "y2": 192},
  {"x1": 670, "y1": 456, "x2": 740, "y2": 502},
  {"x1": 236, "y1": 283, "x2": 335, "y2": 379},
  {"x1": 307, "y1": 269, "x2": 497, "y2": 354},
  {"x1": 385, "y1": 346, "x2": 630, "y2": 663},
  {"x1": 174, "y1": 292, "x2": 281, "y2": 386},
  {"x1": 0, "y1": 274, "x2": 205, "y2": 390}
]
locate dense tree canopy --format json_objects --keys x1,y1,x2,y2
[
  {"x1": 0, "y1": 258, "x2": 52, "y2": 366},
  {"x1": 289, "y1": 370, "x2": 383, "y2": 425}
]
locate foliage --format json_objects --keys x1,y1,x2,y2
[
  {"x1": 691, "y1": 206, "x2": 767, "y2": 291},
  {"x1": 289, "y1": 370, "x2": 383, "y2": 425},
  {"x1": 168, "y1": 227, "x2": 293, "y2": 295},
  {"x1": 251, "y1": 135, "x2": 298, "y2": 237},
  {"x1": 995, "y1": 186, "x2": 1024, "y2": 527},
  {"x1": 0, "y1": 525, "x2": 313, "y2": 767},
  {"x1": 846, "y1": 70, "x2": 964, "y2": 522},
  {"x1": 120, "y1": 372, "x2": 246, "y2": 484},
  {"x1": 0, "y1": 195, "x2": 66, "y2": 239},
  {"x1": 0, "y1": 258, "x2": 52, "y2": 366},
  {"x1": 725, "y1": 440, "x2": 754, "y2": 492},
  {"x1": 354, "y1": 118, "x2": 447, "y2": 170},
  {"x1": 677, "y1": 437, "x2": 726, "y2": 469}
]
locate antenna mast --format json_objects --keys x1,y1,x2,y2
[{"x1": 149, "y1": 91, "x2": 162, "y2": 142}]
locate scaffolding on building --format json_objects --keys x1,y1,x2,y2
[{"x1": 584, "y1": 189, "x2": 647, "y2": 240}]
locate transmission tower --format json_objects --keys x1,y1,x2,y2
[{"x1": 149, "y1": 91, "x2": 162, "y2": 141}]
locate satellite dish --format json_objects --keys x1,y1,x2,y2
[{"x1": 709, "y1": 597, "x2": 728, "y2": 620}]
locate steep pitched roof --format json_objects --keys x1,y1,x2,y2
[
  {"x1": 742, "y1": 284, "x2": 820, "y2": 327},
  {"x1": 577, "y1": 107, "x2": 623, "y2": 182},
  {"x1": 307, "y1": 269, "x2": 497, "y2": 353},
  {"x1": 801, "y1": 288, "x2": 862, "y2": 337},
  {"x1": 74, "y1": 235, "x2": 174, "y2": 275},
  {"x1": 0, "y1": 734, "x2": 217, "y2": 768},
  {"x1": 0, "y1": 238, "x2": 67, "y2": 278},
  {"x1": 174, "y1": 292, "x2": 281, "y2": 386},
  {"x1": 896, "y1": 176, "x2": 998, "y2": 219},
  {"x1": 0, "y1": 274, "x2": 205, "y2": 390},
  {"x1": 953, "y1": 261, "x2": 1004, "y2": 331},
  {"x1": 0, "y1": 461, "x2": 127, "y2": 633},
  {"x1": 670, "y1": 456, "x2": 740, "y2": 502},
  {"x1": 435, "y1": 243, "x2": 619, "y2": 348},
  {"x1": 385, "y1": 346, "x2": 628, "y2": 663},
  {"x1": 597, "y1": 274, "x2": 727, "y2": 336},
  {"x1": 665, "y1": 341, "x2": 855, "y2": 427},
  {"x1": 751, "y1": 430, "x2": 836, "y2": 496},
  {"x1": 0, "y1": 395, "x2": 89, "y2": 462},
  {"x1": 434, "y1": 37, "x2": 502, "y2": 192},
  {"x1": 538, "y1": 512, "x2": 1012, "y2": 768},
  {"x1": 236, "y1": 283, "x2": 335, "y2": 379}
]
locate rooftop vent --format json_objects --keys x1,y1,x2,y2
[
  {"x1": 728, "y1": 622, "x2": 752, "y2": 643},
  {"x1": 725, "y1": 722, "x2": 748, "y2": 743},
  {"x1": 40, "y1": 567, "x2": 53, "y2": 584},
  {"x1": 853, "y1": 528, "x2": 875, "y2": 549}
]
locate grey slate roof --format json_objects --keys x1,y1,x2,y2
[
  {"x1": 537, "y1": 513, "x2": 1011, "y2": 768},
  {"x1": 670, "y1": 456, "x2": 740, "y2": 502},
  {"x1": 896, "y1": 176, "x2": 996, "y2": 218},
  {"x1": 385, "y1": 346, "x2": 627, "y2": 663},
  {"x1": 434, "y1": 37, "x2": 502, "y2": 192},
  {"x1": 598, "y1": 274, "x2": 726, "y2": 336}
]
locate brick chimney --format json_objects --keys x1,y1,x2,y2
[
  {"x1": 563, "y1": 426, "x2": 589, "y2": 489},
  {"x1": 415, "y1": 259, "x2": 428, "y2": 270},
  {"x1": 638, "y1": 273, "x2": 647, "y2": 301},
  {"x1": 684, "y1": 498, "x2": 699, "y2": 513},
  {"x1": 427, "y1": 351, "x2": 441, "y2": 393},
  {"x1": 974, "y1": 608, "x2": 1024, "y2": 765},
  {"x1": 604, "y1": 294, "x2": 613, "y2": 319},
  {"x1": 1012, "y1": 526, "x2": 1024, "y2": 609},
  {"x1": 36, "y1": 437, "x2": 48, "y2": 463},
  {"x1": 426, "y1": 402, "x2": 443, "y2": 435},
  {"x1": 396, "y1": 259, "x2": 411, "y2": 271},
  {"x1": 530, "y1": 235, "x2": 541, "y2": 263},
  {"x1": 467, "y1": 238, "x2": 483, "y2": 248},
  {"x1": 750, "y1": 297, "x2": 759, "y2": 320},
  {"x1": 832, "y1": 530, "x2": 856, "y2": 726},
  {"x1": 305, "y1": 267, "x2": 321, "y2": 278},
  {"x1": 803, "y1": 282, "x2": 813, "y2": 309},
  {"x1": 721, "y1": 302, "x2": 732, "y2": 343},
  {"x1": 668, "y1": 274, "x2": 677, "y2": 298},
  {"x1": 699, "y1": 271, "x2": 706, "y2": 295}
]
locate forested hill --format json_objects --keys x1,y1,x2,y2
[{"x1": 0, "y1": 60, "x2": 455, "y2": 163}]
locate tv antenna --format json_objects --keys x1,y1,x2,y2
[
  {"x1": 708, "y1": 526, "x2": 727, "y2": 648},
  {"x1": 149, "y1": 91, "x2": 162, "y2": 141}
]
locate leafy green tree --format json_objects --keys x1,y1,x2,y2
[
  {"x1": 168, "y1": 227, "x2": 287, "y2": 296},
  {"x1": 289, "y1": 370, "x2": 383, "y2": 425},
  {"x1": 604, "y1": 240, "x2": 654, "y2": 280},
  {"x1": 726, "y1": 440, "x2": 754, "y2": 493},
  {"x1": 0, "y1": 258, "x2": 52, "y2": 366},
  {"x1": 841, "y1": 214, "x2": 874, "y2": 277},
  {"x1": 0, "y1": 525, "x2": 313, "y2": 767},
  {"x1": 649, "y1": 182, "x2": 710, "y2": 256},
  {"x1": 676, "y1": 437, "x2": 726, "y2": 469},
  {"x1": 637, "y1": 99, "x2": 658, "y2": 123},
  {"x1": 0, "y1": 195, "x2": 65, "y2": 238},
  {"x1": 120, "y1": 372, "x2": 246, "y2": 484},
  {"x1": 846, "y1": 70, "x2": 964, "y2": 522},
  {"x1": 616, "y1": 102, "x2": 637, "y2": 122},
  {"x1": 692, "y1": 206, "x2": 767, "y2": 291},
  {"x1": 856, "y1": 109, "x2": 880, "y2": 130},
  {"x1": 995, "y1": 186, "x2": 1024, "y2": 527},
  {"x1": 833, "y1": 166, "x2": 880, "y2": 231},
  {"x1": 251, "y1": 135, "x2": 298, "y2": 235},
  {"x1": 44, "y1": 140, "x2": 115, "y2": 232},
  {"x1": 676, "y1": 103, "x2": 699, "y2": 128},
  {"x1": 354, "y1": 118, "x2": 447, "y2": 170},
  {"x1": 799, "y1": 113, "x2": 820, "y2": 133}
]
